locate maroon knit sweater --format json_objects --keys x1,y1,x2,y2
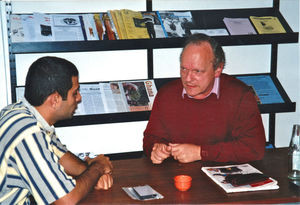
[{"x1": 143, "y1": 74, "x2": 266, "y2": 163}]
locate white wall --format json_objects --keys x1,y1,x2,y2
[{"x1": 0, "y1": 0, "x2": 299, "y2": 154}]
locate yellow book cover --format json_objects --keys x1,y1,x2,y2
[
  {"x1": 120, "y1": 9, "x2": 150, "y2": 39},
  {"x1": 109, "y1": 10, "x2": 123, "y2": 39},
  {"x1": 114, "y1": 10, "x2": 128, "y2": 39},
  {"x1": 250, "y1": 16, "x2": 286, "y2": 34}
]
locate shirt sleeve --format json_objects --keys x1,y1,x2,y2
[{"x1": 14, "y1": 130, "x2": 75, "y2": 204}]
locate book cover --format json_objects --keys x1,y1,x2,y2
[
  {"x1": 93, "y1": 14, "x2": 105, "y2": 40},
  {"x1": 101, "y1": 13, "x2": 117, "y2": 40},
  {"x1": 201, "y1": 164, "x2": 279, "y2": 193},
  {"x1": 157, "y1": 11, "x2": 194, "y2": 38},
  {"x1": 250, "y1": 16, "x2": 286, "y2": 34},
  {"x1": 223, "y1": 17, "x2": 257, "y2": 35},
  {"x1": 82, "y1": 14, "x2": 99, "y2": 40},
  {"x1": 120, "y1": 9, "x2": 150, "y2": 39},
  {"x1": 107, "y1": 11, "x2": 120, "y2": 39},
  {"x1": 113, "y1": 10, "x2": 128, "y2": 39}
]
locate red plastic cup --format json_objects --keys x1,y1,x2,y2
[{"x1": 174, "y1": 175, "x2": 192, "y2": 191}]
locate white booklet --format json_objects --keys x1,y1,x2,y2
[
  {"x1": 223, "y1": 17, "x2": 257, "y2": 35},
  {"x1": 201, "y1": 163, "x2": 279, "y2": 193}
]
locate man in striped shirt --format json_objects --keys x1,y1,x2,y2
[{"x1": 0, "y1": 56, "x2": 113, "y2": 204}]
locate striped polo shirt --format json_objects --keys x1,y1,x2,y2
[{"x1": 0, "y1": 99, "x2": 76, "y2": 204}]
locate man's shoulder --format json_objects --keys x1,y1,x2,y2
[{"x1": 0, "y1": 101, "x2": 37, "y2": 128}]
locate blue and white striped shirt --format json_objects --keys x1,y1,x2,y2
[{"x1": 0, "y1": 99, "x2": 75, "y2": 204}]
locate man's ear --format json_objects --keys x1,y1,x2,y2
[
  {"x1": 47, "y1": 92, "x2": 61, "y2": 110},
  {"x1": 214, "y1": 63, "x2": 224, "y2": 78}
]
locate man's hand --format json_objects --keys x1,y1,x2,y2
[
  {"x1": 169, "y1": 143, "x2": 201, "y2": 163},
  {"x1": 151, "y1": 143, "x2": 171, "y2": 164},
  {"x1": 85, "y1": 154, "x2": 113, "y2": 175},
  {"x1": 94, "y1": 173, "x2": 113, "y2": 190}
]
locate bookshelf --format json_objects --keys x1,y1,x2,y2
[{"x1": 3, "y1": 0, "x2": 298, "y2": 147}]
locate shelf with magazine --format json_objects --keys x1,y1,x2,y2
[{"x1": 4, "y1": 1, "x2": 298, "y2": 146}]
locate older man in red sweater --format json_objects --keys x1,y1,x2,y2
[{"x1": 143, "y1": 33, "x2": 266, "y2": 164}]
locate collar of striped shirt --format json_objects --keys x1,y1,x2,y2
[{"x1": 22, "y1": 98, "x2": 55, "y2": 135}]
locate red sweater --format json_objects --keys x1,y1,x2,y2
[{"x1": 143, "y1": 74, "x2": 266, "y2": 163}]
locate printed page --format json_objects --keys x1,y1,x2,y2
[
  {"x1": 75, "y1": 84, "x2": 105, "y2": 115},
  {"x1": 100, "y1": 82, "x2": 128, "y2": 113}
]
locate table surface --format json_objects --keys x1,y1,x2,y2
[{"x1": 79, "y1": 148, "x2": 300, "y2": 204}]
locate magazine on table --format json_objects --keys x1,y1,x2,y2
[{"x1": 201, "y1": 163, "x2": 279, "y2": 193}]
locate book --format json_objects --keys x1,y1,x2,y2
[
  {"x1": 107, "y1": 11, "x2": 120, "y2": 39},
  {"x1": 111, "y1": 10, "x2": 128, "y2": 39},
  {"x1": 157, "y1": 11, "x2": 194, "y2": 37},
  {"x1": 142, "y1": 11, "x2": 167, "y2": 38},
  {"x1": 223, "y1": 17, "x2": 257, "y2": 35},
  {"x1": 201, "y1": 163, "x2": 279, "y2": 193},
  {"x1": 120, "y1": 9, "x2": 150, "y2": 39},
  {"x1": 250, "y1": 16, "x2": 286, "y2": 34},
  {"x1": 93, "y1": 14, "x2": 105, "y2": 40},
  {"x1": 82, "y1": 14, "x2": 99, "y2": 40},
  {"x1": 101, "y1": 13, "x2": 117, "y2": 40}
]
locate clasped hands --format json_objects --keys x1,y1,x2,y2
[
  {"x1": 151, "y1": 143, "x2": 202, "y2": 164},
  {"x1": 85, "y1": 154, "x2": 113, "y2": 190}
]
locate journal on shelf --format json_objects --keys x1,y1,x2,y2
[
  {"x1": 249, "y1": 16, "x2": 286, "y2": 34},
  {"x1": 76, "y1": 79, "x2": 157, "y2": 115},
  {"x1": 223, "y1": 17, "x2": 257, "y2": 35},
  {"x1": 201, "y1": 163, "x2": 279, "y2": 193}
]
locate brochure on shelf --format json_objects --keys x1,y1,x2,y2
[
  {"x1": 157, "y1": 11, "x2": 194, "y2": 37},
  {"x1": 236, "y1": 75, "x2": 284, "y2": 104},
  {"x1": 250, "y1": 16, "x2": 286, "y2": 34},
  {"x1": 223, "y1": 17, "x2": 257, "y2": 35},
  {"x1": 201, "y1": 163, "x2": 279, "y2": 193}
]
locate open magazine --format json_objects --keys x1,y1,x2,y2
[
  {"x1": 76, "y1": 80, "x2": 157, "y2": 115},
  {"x1": 201, "y1": 163, "x2": 279, "y2": 193}
]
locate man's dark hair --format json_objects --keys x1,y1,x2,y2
[
  {"x1": 25, "y1": 56, "x2": 79, "y2": 106},
  {"x1": 180, "y1": 33, "x2": 226, "y2": 70}
]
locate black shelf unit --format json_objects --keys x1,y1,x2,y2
[{"x1": 6, "y1": 1, "x2": 298, "y2": 147}]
